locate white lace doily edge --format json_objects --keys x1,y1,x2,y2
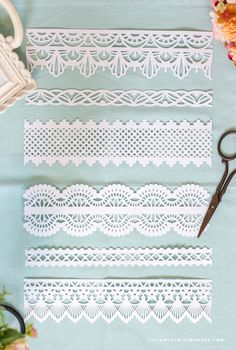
[
  {"x1": 24, "y1": 309, "x2": 212, "y2": 324},
  {"x1": 25, "y1": 247, "x2": 212, "y2": 267},
  {"x1": 24, "y1": 157, "x2": 212, "y2": 167},
  {"x1": 22, "y1": 224, "x2": 208, "y2": 238}
]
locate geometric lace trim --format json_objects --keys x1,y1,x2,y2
[
  {"x1": 26, "y1": 29, "x2": 213, "y2": 79},
  {"x1": 24, "y1": 120, "x2": 212, "y2": 167},
  {"x1": 23, "y1": 184, "x2": 210, "y2": 237},
  {"x1": 25, "y1": 247, "x2": 213, "y2": 267},
  {"x1": 24, "y1": 279, "x2": 212, "y2": 324},
  {"x1": 25, "y1": 89, "x2": 213, "y2": 108}
]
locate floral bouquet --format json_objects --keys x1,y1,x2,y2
[
  {"x1": 211, "y1": 0, "x2": 236, "y2": 64},
  {"x1": 0, "y1": 290, "x2": 37, "y2": 350}
]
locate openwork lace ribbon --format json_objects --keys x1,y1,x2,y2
[
  {"x1": 25, "y1": 89, "x2": 213, "y2": 108},
  {"x1": 23, "y1": 184, "x2": 209, "y2": 237},
  {"x1": 24, "y1": 279, "x2": 212, "y2": 324},
  {"x1": 25, "y1": 247, "x2": 213, "y2": 267},
  {"x1": 24, "y1": 120, "x2": 212, "y2": 167},
  {"x1": 26, "y1": 29, "x2": 213, "y2": 79}
]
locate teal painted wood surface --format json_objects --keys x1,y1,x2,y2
[{"x1": 0, "y1": 0, "x2": 235, "y2": 348}]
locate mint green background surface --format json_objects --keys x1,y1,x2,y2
[{"x1": 0, "y1": 0, "x2": 236, "y2": 349}]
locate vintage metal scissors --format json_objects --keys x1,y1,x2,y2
[{"x1": 198, "y1": 130, "x2": 236, "y2": 238}]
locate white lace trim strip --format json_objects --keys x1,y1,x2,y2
[
  {"x1": 24, "y1": 120, "x2": 212, "y2": 167},
  {"x1": 26, "y1": 29, "x2": 213, "y2": 79},
  {"x1": 25, "y1": 89, "x2": 213, "y2": 108},
  {"x1": 24, "y1": 279, "x2": 212, "y2": 323},
  {"x1": 25, "y1": 247, "x2": 213, "y2": 267},
  {"x1": 23, "y1": 184, "x2": 209, "y2": 237}
]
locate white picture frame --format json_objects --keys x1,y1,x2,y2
[{"x1": 0, "y1": 0, "x2": 36, "y2": 113}]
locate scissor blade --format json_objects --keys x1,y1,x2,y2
[{"x1": 197, "y1": 194, "x2": 220, "y2": 238}]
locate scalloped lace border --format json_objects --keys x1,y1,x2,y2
[
  {"x1": 23, "y1": 184, "x2": 210, "y2": 237},
  {"x1": 25, "y1": 89, "x2": 213, "y2": 108},
  {"x1": 24, "y1": 279, "x2": 212, "y2": 323},
  {"x1": 25, "y1": 247, "x2": 213, "y2": 267},
  {"x1": 26, "y1": 29, "x2": 213, "y2": 79},
  {"x1": 24, "y1": 119, "x2": 212, "y2": 167}
]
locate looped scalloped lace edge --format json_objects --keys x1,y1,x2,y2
[
  {"x1": 26, "y1": 29, "x2": 213, "y2": 79},
  {"x1": 23, "y1": 183, "x2": 210, "y2": 237},
  {"x1": 24, "y1": 119, "x2": 212, "y2": 167},
  {"x1": 25, "y1": 89, "x2": 213, "y2": 108},
  {"x1": 25, "y1": 247, "x2": 213, "y2": 267},
  {"x1": 24, "y1": 278, "x2": 212, "y2": 324}
]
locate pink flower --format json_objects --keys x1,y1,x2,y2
[
  {"x1": 5, "y1": 339, "x2": 29, "y2": 350},
  {"x1": 14, "y1": 341, "x2": 29, "y2": 350},
  {"x1": 228, "y1": 50, "x2": 234, "y2": 59},
  {"x1": 227, "y1": 47, "x2": 236, "y2": 62},
  {"x1": 213, "y1": 22, "x2": 226, "y2": 40},
  {"x1": 29, "y1": 325, "x2": 38, "y2": 338},
  {"x1": 210, "y1": 12, "x2": 226, "y2": 41},
  {"x1": 225, "y1": 42, "x2": 234, "y2": 48},
  {"x1": 211, "y1": 0, "x2": 217, "y2": 7},
  {"x1": 26, "y1": 323, "x2": 38, "y2": 338}
]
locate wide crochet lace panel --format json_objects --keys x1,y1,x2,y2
[
  {"x1": 25, "y1": 247, "x2": 213, "y2": 267},
  {"x1": 23, "y1": 184, "x2": 209, "y2": 237},
  {"x1": 24, "y1": 279, "x2": 212, "y2": 323},
  {"x1": 26, "y1": 29, "x2": 213, "y2": 79},
  {"x1": 24, "y1": 120, "x2": 212, "y2": 167},
  {"x1": 25, "y1": 89, "x2": 213, "y2": 108}
]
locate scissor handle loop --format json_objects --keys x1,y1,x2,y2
[
  {"x1": 0, "y1": 303, "x2": 26, "y2": 334},
  {"x1": 0, "y1": 0, "x2": 23, "y2": 49},
  {"x1": 217, "y1": 130, "x2": 236, "y2": 162}
]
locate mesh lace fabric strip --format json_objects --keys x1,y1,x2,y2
[
  {"x1": 25, "y1": 247, "x2": 213, "y2": 267},
  {"x1": 24, "y1": 120, "x2": 212, "y2": 167},
  {"x1": 26, "y1": 29, "x2": 213, "y2": 79},
  {"x1": 25, "y1": 89, "x2": 213, "y2": 107},
  {"x1": 24, "y1": 279, "x2": 212, "y2": 323},
  {"x1": 23, "y1": 184, "x2": 209, "y2": 237}
]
